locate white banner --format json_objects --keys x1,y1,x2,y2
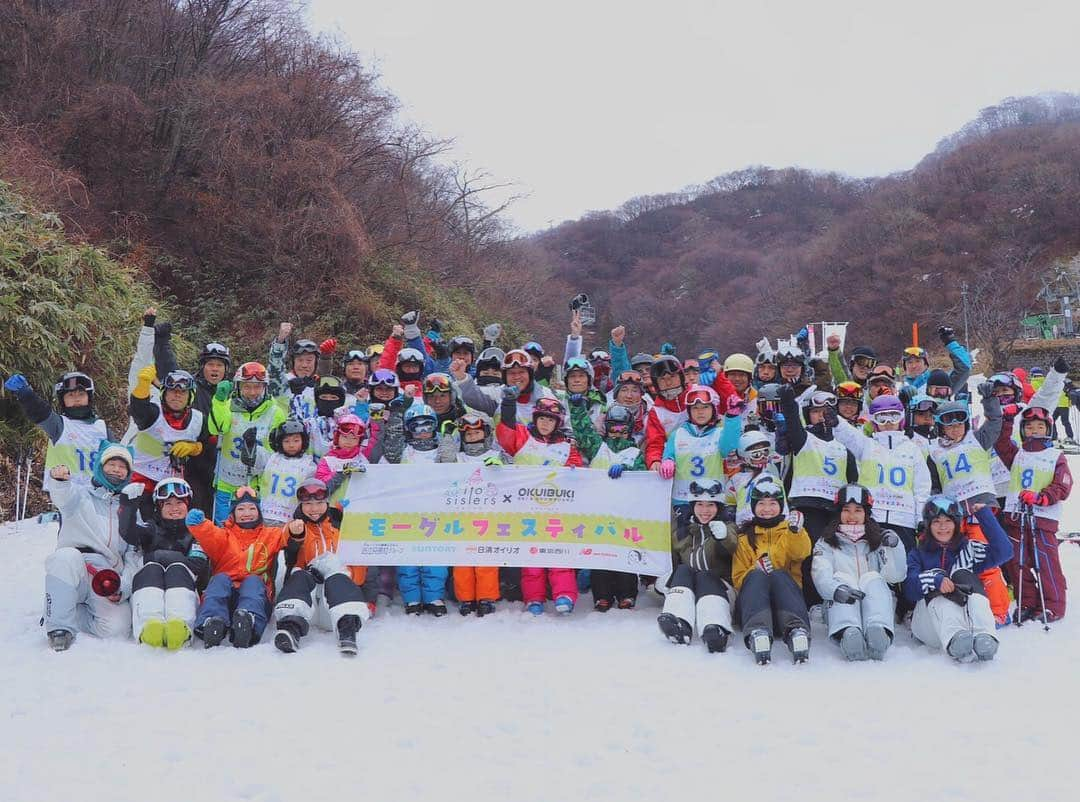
[{"x1": 339, "y1": 464, "x2": 673, "y2": 573}]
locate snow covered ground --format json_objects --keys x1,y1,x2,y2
[{"x1": 3, "y1": 476, "x2": 1080, "y2": 802}]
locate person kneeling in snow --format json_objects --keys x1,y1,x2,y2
[
  {"x1": 185, "y1": 487, "x2": 300, "y2": 648},
  {"x1": 811, "y1": 484, "x2": 907, "y2": 661},
  {"x1": 731, "y1": 476, "x2": 813, "y2": 665},
  {"x1": 42, "y1": 443, "x2": 139, "y2": 651},
  {"x1": 119, "y1": 477, "x2": 209, "y2": 649},
  {"x1": 904, "y1": 495, "x2": 1012, "y2": 663},
  {"x1": 273, "y1": 478, "x2": 367, "y2": 656},
  {"x1": 657, "y1": 480, "x2": 738, "y2": 652}
]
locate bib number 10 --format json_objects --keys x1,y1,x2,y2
[{"x1": 877, "y1": 463, "x2": 907, "y2": 487}]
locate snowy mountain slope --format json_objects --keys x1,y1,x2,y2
[{"x1": 2, "y1": 474, "x2": 1079, "y2": 802}]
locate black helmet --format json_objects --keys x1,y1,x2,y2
[
  {"x1": 198, "y1": 342, "x2": 232, "y2": 370},
  {"x1": 449, "y1": 336, "x2": 477, "y2": 359},
  {"x1": 922, "y1": 494, "x2": 963, "y2": 532},
  {"x1": 269, "y1": 417, "x2": 310, "y2": 454},
  {"x1": 54, "y1": 371, "x2": 95, "y2": 416},
  {"x1": 835, "y1": 483, "x2": 874, "y2": 512}
]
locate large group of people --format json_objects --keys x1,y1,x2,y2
[{"x1": 4, "y1": 307, "x2": 1075, "y2": 665}]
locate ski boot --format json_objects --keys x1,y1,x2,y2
[
  {"x1": 554, "y1": 595, "x2": 574, "y2": 615},
  {"x1": 164, "y1": 620, "x2": 191, "y2": 651},
  {"x1": 477, "y1": 600, "x2": 496, "y2": 617},
  {"x1": 139, "y1": 619, "x2": 167, "y2": 648},
  {"x1": 839, "y1": 627, "x2": 867, "y2": 661},
  {"x1": 337, "y1": 615, "x2": 361, "y2": 657},
  {"x1": 748, "y1": 628, "x2": 772, "y2": 665},
  {"x1": 594, "y1": 598, "x2": 612, "y2": 613},
  {"x1": 404, "y1": 602, "x2": 424, "y2": 616},
  {"x1": 786, "y1": 626, "x2": 810, "y2": 664},
  {"x1": 617, "y1": 597, "x2": 636, "y2": 610},
  {"x1": 200, "y1": 616, "x2": 228, "y2": 648},
  {"x1": 48, "y1": 630, "x2": 74, "y2": 652},
  {"x1": 946, "y1": 631, "x2": 974, "y2": 661},
  {"x1": 973, "y1": 633, "x2": 998, "y2": 662},
  {"x1": 865, "y1": 625, "x2": 891, "y2": 661},
  {"x1": 701, "y1": 624, "x2": 729, "y2": 653},
  {"x1": 424, "y1": 600, "x2": 448, "y2": 617},
  {"x1": 657, "y1": 613, "x2": 693, "y2": 644},
  {"x1": 459, "y1": 601, "x2": 477, "y2": 616},
  {"x1": 230, "y1": 610, "x2": 255, "y2": 649},
  {"x1": 274, "y1": 619, "x2": 304, "y2": 654},
  {"x1": 527, "y1": 601, "x2": 545, "y2": 616}
]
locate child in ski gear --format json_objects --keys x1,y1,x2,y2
[
  {"x1": 777, "y1": 383, "x2": 856, "y2": 603},
  {"x1": 659, "y1": 385, "x2": 742, "y2": 508},
  {"x1": 185, "y1": 487, "x2": 298, "y2": 648},
  {"x1": 42, "y1": 443, "x2": 137, "y2": 651},
  {"x1": 128, "y1": 366, "x2": 206, "y2": 493},
  {"x1": 207, "y1": 361, "x2": 288, "y2": 524},
  {"x1": 380, "y1": 401, "x2": 450, "y2": 614},
  {"x1": 610, "y1": 370, "x2": 650, "y2": 444},
  {"x1": 995, "y1": 404, "x2": 1072, "y2": 621},
  {"x1": 658, "y1": 479, "x2": 739, "y2": 652},
  {"x1": 833, "y1": 394, "x2": 931, "y2": 551},
  {"x1": 247, "y1": 418, "x2": 318, "y2": 526},
  {"x1": 5, "y1": 371, "x2": 109, "y2": 495},
  {"x1": 314, "y1": 413, "x2": 378, "y2": 490},
  {"x1": 835, "y1": 381, "x2": 865, "y2": 425},
  {"x1": 731, "y1": 476, "x2": 812, "y2": 665},
  {"x1": 118, "y1": 478, "x2": 208, "y2": 649},
  {"x1": 573, "y1": 403, "x2": 646, "y2": 609},
  {"x1": 307, "y1": 376, "x2": 348, "y2": 457},
  {"x1": 378, "y1": 311, "x2": 435, "y2": 391},
  {"x1": 907, "y1": 393, "x2": 939, "y2": 457},
  {"x1": 273, "y1": 478, "x2": 368, "y2": 655},
  {"x1": 904, "y1": 496, "x2": 1012, "y2": 662},
  {"x1": 437, "y1": 414, "x2": 503, "y2": 615},
  {"x1": 754, "y1": 349, "x2": 779, "y2": 387},
  {"x1": 723, "y1": 430, "x2": 783, "y2": 527},
  {"x1": 811, "y1": 485, "x2": 907, "y2": 661},
  {"x1": 498, "y1": 391, "x2": 581, "y2": 613}
]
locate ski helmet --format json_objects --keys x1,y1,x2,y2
[
  {"x1": 152, "y1": 477, "x2": 193, "y2": 506},
  {"x1": 475, "y1": 346, "x2": 505, "y2": 372},
  {"x1": 836, "y1": 381, "x2": 864, "y2": 413},
  {"x1": 933, "y1": 400, "x2": 970, "y2": 440},
  {"x1": 922, "y1": 494, "x2": 963, "y2": 534},
  {"x1": 988, "y1": 372, "x2": 1022, "y2": 404},
  {"x1": 233, "y1": 362, "x2": 269, "y2": 410},
  {"x1": 849, "y1": 346, "x2": 878, "y2": 373},
  {"x1": 901, "y1": 346, "x2": 928, "y2": 369},
  {"x1": 229, "y1": 485, "x2": 262, "y2": 528},
  {"x1": 835, "y1": 483, "x2": 874, "y2": 512},
  {"x1": 341, "y1": 348, "x2": 368, "y2": 369},
  {"x1": 198, "y1": 342, "x2": 232, "y2": 371},
  {"x1": 925, "y1": 369, "x2": 952, "y2": 399},
  {"x1": 1030, "y1": 366, "x2": 1046, "y2": 379},
  {"x1": 449, "y1": 336, "x2": 476, "y2": 359},
  {"x1": 650, "y1": 356, "x2": 685, "y2": 399},
  {"x1": 685, "y1": 384, "x2": 720, "y2": 424},
  {"x1": 54, "y1": 371, "x2": 95, "y2": 416},
  {"x1": 630, "y1": 353, "x2": 655, "y2": 372},
  {"x1": 755, "y1": 350, "x2": 777, "y2": 366},
  {"x1": 755, "y1": 383, "x2": 782, "y2": 422},
  {"x1": 396, "y1": 347, "x2": 425, "y2": 370},
  {"x1": 1019, "y1": 406, "x2": 1053, "y2": 441},
  {"x1": 522, "y1": 341, "x2": 544, "y2": 359},
  {"x1": 334, "y1": 413, "x2": 366, "y2": 446},
  {"x1": 563, "y1": 356, "x2": 594, "y2": 383},
  {"x1": 162, "y1": 369, "x2": 196, "y2": 409},
  {"x1": 502, "y1": 349, "x2": 534, "y2": 382},
  {"x1": 613, "y1": 369, "x2": 645, "y2": 399},
  {"x1": 687, "y1": 479, "x2": 724, "y2": 505},
  {"x1": 291, "y1": 339, "x2": 319, "y2": 366},
  {"x1": 603, "y1": 403, "x2": 634, "y2": 439},
  {"x1": 723, "y1": 353, "x2": 755, "y2": 376},
  {"x1": 270, "y1": 417, "x2": 310, "y2": 454},
  {"x1": 531, "y1": 397, "x2": 566, "y2": 431},
  {"x1": 749, "y1": 474, "x2": 786, "y2": 513},
  {"x1": 403, "y1": 403, "x2": 438, "y2": 439},
  {"x1": 314, "y1": 376, "x2": 346, "y2": 417},
  {"x1": 737, "y1": 430, "x2": 772, "y2": 467},
  {"x1": 868, "y1": 394, "x2": 905, "y2": 429}
]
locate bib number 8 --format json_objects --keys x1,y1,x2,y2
[{"x1": 1020, "y1": 468, "x2": 1035, "y2": 489}]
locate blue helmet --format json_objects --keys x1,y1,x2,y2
[{"x1": 404, "y1": 403, "x2": 438, "y2": 439}]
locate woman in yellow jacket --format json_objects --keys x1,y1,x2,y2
[{"x1": 732, "y1": 475, "x2": 813, "y2": 665}]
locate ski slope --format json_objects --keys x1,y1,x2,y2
[{"x1": 3, "y1": 474, "x2": 1080, "y2": 802}]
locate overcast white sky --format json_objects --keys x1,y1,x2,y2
[{"x1": 307, "y1": 0, "x2": 1080, "y2": 233}]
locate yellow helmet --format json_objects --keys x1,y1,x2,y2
[
  {"x1": 723, "y1": 353, "x2": 755, "y2": 375},
  {"x1": 367, "y1": 343, "x2": 385, "y2": 357}
]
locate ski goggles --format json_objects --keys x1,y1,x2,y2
[
  {"x1": 163, "y1": 370, "x2": 195, "y2": 391},
  {"x1": 297, "y1": 484, "x2": 329, "y2": 502},
  {"x1": 935, "y1": 409, "x2": 969, "y2": 426},
  {"x1": 55, "y1": 372, "x2": 94, "y2": 394},
  {"x1": 605, "y1": 420, "x2": 632, "y2": 437},
  {"x1": 368, "y1": 370, "x2": 399, "y2": 389},
  {"x1": 902, "y1": 346, "x2": 927, "y2": 363},
  {"x1": 589, "y1": 351, "x2": 611, "y2": 364},
  {"x1": 927, "y1": 385, "x2": 952, "y2": 399},
  {"x1": 757, "y1": 398, "x2": 781, "y2": 415},
  {"x1": 836, "y1": 382, "x2": 863, "y2": 400},
  {"x1": 682, "y1": 359, "x2": 701, "y2": 372},
  {"x1": 1021, "y1": 407, "x2": 1052, "y2": 424},
  {"x1": 292, "y1": 340, "x2": 319, "y2": 356},
  {"x1": 152, "y1": 479, "x2": 193, "y2": 503},
  {"x1": 201, "y1": 342, "x2": 231, "y2": 361},
  {"x1": 564, "y1": 357, "x2": 591, "y2": 374},
  {"x1": 523, "y1": 341, "x2": 544, "y2": 357},
  {"x1": 910, "y1": 398, "x2": 939, "y2": 413},
  {"x1": 317, "y1": 376, "x2": 343, "y2": 391},
  {"x1": 743, "y1": 445, "x2": 771, "y2": 463},
  {"x1": 851, "y1": 354, "x2": 878, "y2": 370},
  {"x1": 615, "y1": 371, "x2": 644, "y2": 389},
  {"x1": 502, "y1": 350, "x2": 532, "y2": 370},
  {"x1": 406, "y1": 418, "x2": 437, "y2": 436},
  {"x1": 807, "y1": 391, "x2": 837, "y2": 408},
  {"x1": 685, "y1": 388, "x2": 717, "y2": 407},
  {"x1": 337, "y1": 421, "x2": 364, "y2": 436},
  {"x1": 342, "y1": 349, "x2": 368, "y2": 364},
  {"x1": 459, "y1": 415, "x2": 487, "y2": 433},
  {"x1": 423, "y1": 374, "x2": 453, "y2": 395},
  {"x1": 870, "y1": 410, "x2": 904, "y2": 426},
  {"x1": 688, "y1": 481, "x2": 723, "y2": 498},
  {"x1": 236, "y1": 362, "x2": 268, "y2": 383}
]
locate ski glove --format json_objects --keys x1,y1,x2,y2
[
  {"x1": 786, "y1": 510, "x2": 804, "y2": 532},
  {"x1": 3, "y1": 373, "x2": 29, "y2": 393},
  {"x1": 918, "y1": 568, "x2": 944, "y2": 595},
  {"x1": 951, "y1": 546, "x2": 974, "y2": 574},
  {"x1": 483, "y1": 323, "x2": 502, "y2": 344},
  {"x1": 880, "y1": 530, "x2": 900, "y2": 548},
  {"x1": 833, "y1": 585, "x2": 866, "y2": 604},
  {"x1": 1055, "y1": 356, "x2": 1071, "y2": 375},
  {"x1": 171, "y1": 441, "x2": 203, "y2": 459},
  {"x1": 937, "y1": 325, "x2": 955, "y2": 345},
  {"x1": 239, "y1": 428, "x2": 258, "y2": 468},
  {"x1": 134, "y1": 365, "x2": 157, "y2": 399},
  {"x1": 501, "y1": 385, "x2": 520, "y2": 401},
  {"x1": 567, "y1": 392, "x2": 586, "y2": 407},
  {"x1": 483, "y1": 455, "x2": 502, "y2": 467},
  {"x1": 707, "y1": 521, "x2": 728, "y2": 540},
  {"x1": 977, "y1": 381, "x2": 995, "y2": 400},
  {"x1": 658, "y1": 459, "x2": 676, "y2": 480},
  {"x1": 1020, "y1": 490, "x2": 1050, "y2": 507},
  {"x1": 401, "y1": 311, "x2": 421, "y2": 340},
  {"x1": 757, "y1": 554, "x2": 775, "y2": 574},
  {"x1": 725, "y1": 393, "x2": 747, "y2": 417},
  {"x1": 288, "y1": 376, "x2": 315, "y2": 394},
  {"x1": 607, "y1": 464, "x2": 624, "y2": 479},
  {"x1": 120, "y1": 482, "x2": 145, "y2": 500},
  {"x1": 319, "y1": 338, "x2": 337, "y2": 356},
  {"x1": 185, "y1": 509, "x2": 206, "y2": 526},
  {"x1": 967, "y1": 539, "x2": 988, "y2": 564},
  {"x1": 214, "y1": 380, "x2": 233, "y2": 402}
]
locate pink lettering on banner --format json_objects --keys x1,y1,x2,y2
[
  {"x1": 622, "y1": 526, "x2": 643, "y2": 543},
  {"x1": 545, "y1": 518, "x2": 563, "y2": 538},
  {"x1": 472, "y1": 519, "x2": 490, "y2": 536}
]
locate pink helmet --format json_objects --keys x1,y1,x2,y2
[{"x1": 334, "y1": 413, "x2": 366, "y2": 445}]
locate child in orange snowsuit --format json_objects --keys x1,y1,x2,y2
[{"x1": 185, "y1": 486, "x2": 298, "y2": 647}]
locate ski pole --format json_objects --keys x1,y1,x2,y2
[
  {"x1": 21, "y1": 449, "x2": 31, "y2": 520},
  {"x1": 1015, "y1": 509, "x2": 1025, "y2": 628},
  {"x1": 14, "y1": 447, "x2": 23, "y2": 522},
  {"x1": 1027, "y1": 505, "x2": 1051, "y2": 632}
]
